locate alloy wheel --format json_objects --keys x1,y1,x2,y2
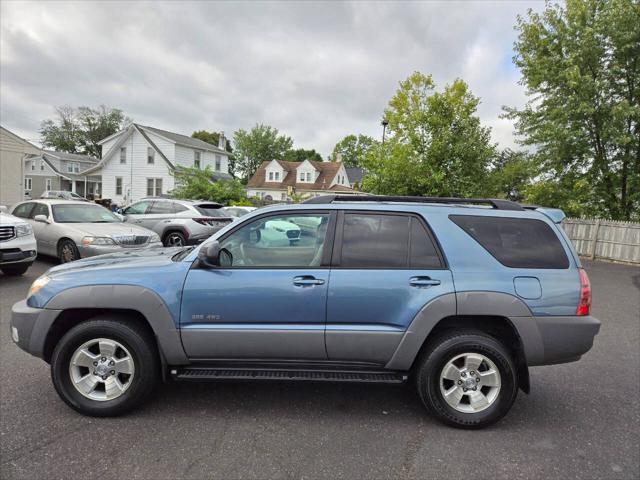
[
  {"x1": 439, "y1": 352, "x2": 501, "y2": 413},
  {"x1": 68, "y1": 338, "x2": 135, "y2": 401}
]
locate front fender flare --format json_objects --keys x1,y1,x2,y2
[{"x1": 45, "y1": 285, "x2": 188, "y2": 365}]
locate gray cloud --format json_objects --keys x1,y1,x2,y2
[{"x1": 0, "y1": 0, "x2": 541, "y2": 156}]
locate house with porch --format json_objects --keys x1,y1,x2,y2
[
  {"x1": 83, "y1": 123, "x2": 232, "y2": 205},
  {"x1": 23, "y1": 150, "x2": 101, "y2": 199},
  {"x1": 246, "y1": 159, "x2": 356, "y2": 201}
]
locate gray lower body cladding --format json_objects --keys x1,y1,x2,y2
[{"x1": 510, "y1": 315, "x2": 601, "y2": 366}]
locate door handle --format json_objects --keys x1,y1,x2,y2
[
  {"x1": 293, "y1": 276, "x2": 325, "y2": 286},
  {"x1": 409, "y1": 276, "x2": 441, "y2": 288}
]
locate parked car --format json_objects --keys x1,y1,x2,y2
[
  {"x1": 41, "y1": 190, "x2": 90, "y2": 202},
  {"x1": 224, "y1": 206, "x2": 257, "y2": 218},
  {"x1": 121, "y1": 198, "x2": 234, "y2": 247},
  {"x1": 10, "y1": 199, "x2": 162, "y2": 263},
  {"x1": 10, "y1": 195, "x2": 600, "y2": 428},
  {"x1": 0, "y1": 209, "x2": 37, "y2": 275}
]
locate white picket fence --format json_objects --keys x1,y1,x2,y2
[{"x1": 562, "y1": 218, "x2": 640, "y2": 265}]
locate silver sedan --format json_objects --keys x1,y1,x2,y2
[{"x1": 10, "y1": 200, "x2": 162, "y2": 263}]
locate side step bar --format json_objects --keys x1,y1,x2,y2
[{"x1": 172, "y1": 367, "x2": 407, "y2": 384}]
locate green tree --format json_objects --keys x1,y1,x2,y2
[
  {"x1": 362, "y1": 72, "x2": 496, "y2": 197},
  {"x1": 40, "y1": 105, "x2": 128, "y2": 158},
  {"x1": 503, "y1": 0, "x2": 640, "y2": 220},
  {"x1": 282, "y1": 148, "x2": 323, "y2": 163},
  {"x1": 170, "y1": 165, "x2": 248, "y2": 205},
  {"x1": 488, "y1": 149, "x2": 537, "y2": 201},
  {"x1": 233, "y1": 124, "x2": 293, "y2": 181},
  {"x1": 330, "y1": 134, "x2": 378, "y2": 167}
]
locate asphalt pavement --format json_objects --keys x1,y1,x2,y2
[{"x1": 1, "y1": 257, "x2": 638, "y2": 479}]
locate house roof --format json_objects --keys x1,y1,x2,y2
[
  {"x1": 345, "y1": 167, "x2": 364, "y2": 184},
  {"x1": 247, "y1": 160, "x2": 353, "y2": 192},
  {"x1": 25, "y1": 150, "x2": 100, "y2": 179},
  {"x1": 42, "y1": 150, "x2": 99, "y2": 163},
  {"x1": 0, "y1": 126, "x2": 41, "y2": 152},
  {"x1": 139, "y1": 125, "x2": 228, "y2": 154}
]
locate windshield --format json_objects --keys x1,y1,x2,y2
[{"x1": 52, "y1": 204, "x2": 121, "y2": 223}]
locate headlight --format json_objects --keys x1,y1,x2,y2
[
  {"x1": 15, "y1": 223, "x2": 33, "y2": 237},
  {"x1": 81, "y1": 236, "x2": 116, "y2": 246},
  {"x1": 149, "y1": 233, "x2": 161, "y2": 243},
  {"x1": 28, "y1": 275, "x2": 50, "y2": 298}
]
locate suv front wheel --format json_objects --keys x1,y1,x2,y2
[
  {"x1": 415, "y1": 330, "x2": 518, "y2": 429},
  {"x1": 50, "y1": 316, "x2": 159, "y2": 416}
]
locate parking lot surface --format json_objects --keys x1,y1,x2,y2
[{"x1": 1, "y1": 258, "x2": 638, "y2": 479}]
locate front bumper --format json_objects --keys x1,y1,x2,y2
[
  {"x1": 0, "y1": 235, "x2": 37, "y2": 266},
  {"x1": 78, "y1": 241, "x2": 164, "y2": 258},
  {"x1": 10, "y1": 300, "x2": 62, "y2": 359},
  {"x1": 512, "y1": 315, "x2": 601, "y2": 366}
]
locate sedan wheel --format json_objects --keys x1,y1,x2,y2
[{"x1": 58, "y1": 240, "x2": 80, "y2": 263}]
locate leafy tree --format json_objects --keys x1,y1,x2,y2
[
  {"x1": 503, "y1": 0, "x2": 640, "y2": 220},
  {"x1": 488, "y1": 149, "x2": 537, "y2": 201},
  {"x1": 233, "y1": 124, "x2": 293, "y2": 181},
  {"x1": 170, "y1": 165, "x2": 248, "y2": 205},
  {"x1": 40, "y1": 105, "x2": 128, "y2": 158},
  {"x1": 362, "y1": 72, "x2": 496, "y2": 197},
  {"x1": 330, "y1": 134, "x2": 378, "y2": 168},
  {"x1": 282, "y1": 148, "x2": 323, "y2": 163}
]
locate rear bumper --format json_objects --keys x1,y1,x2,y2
[
  {"x1": 511, "y1": 315, "x2": 601, "y2": 366},
  {"x1": 10, "y1": 300, "x2": 61, "y2": 360}
]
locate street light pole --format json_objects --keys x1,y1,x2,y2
[{"x1": 381, "y1": 119, "x2": 388, "y2": 143}]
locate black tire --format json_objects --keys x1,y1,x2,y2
[
  {"x1": 1, "y1": 263, "x2": 30, "y2": 276},
  {"x1": 57, "y1": 239, "x2": 80, "y2": 263},
  {"x1": 415, "y1": 330, "x2": 518, "y2": 429},
  {"x1": 50, "y1": 316, "x2": 159, "y2": 417},
  {"x1": 163, "y1": 231, "x2": 186, "y2": 247}
]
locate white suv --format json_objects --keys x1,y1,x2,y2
[{"x1": 0, "y1": 208, "x2": 37, "y2": 276}]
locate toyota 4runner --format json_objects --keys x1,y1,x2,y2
[{"x1": 10, "y1": 195, "x2": 601, "y2": 428}]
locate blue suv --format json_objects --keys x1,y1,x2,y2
[{"x1": 10, "y1": 195, "x2": 600, "y2": 428}]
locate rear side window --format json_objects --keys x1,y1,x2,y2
[
  {"x1": 450, "y1": 215, "x2": 569, "y2": 269},
  {"x1": 339, "y1": 213, "x2": 443, "y2": 269},
  {"x1": 12, "y1": 203, "x2": 35, "y2": 218},
  {"x1": 30, "y1": 203, "x2": 50, "y2": 219},
  {"x1": 148, "y1": 201, "x2": 175, "y2": 214}
]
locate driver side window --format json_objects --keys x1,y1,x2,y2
[
  {"x1": 220, "y1": 212, "x2": 331, "y2": 267},
  {"x1": 124, "y1": 201, "x2": 151, "y2": 215}
]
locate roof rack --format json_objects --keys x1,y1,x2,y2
[{"x1": 303, "y1": 195, "x2": 525, "y2": 211}]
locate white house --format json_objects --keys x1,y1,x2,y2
[
  {"x1": 246, "y1": 159, "x2": 356, "y2": 201},
  {"x1": 84, "y1": 123, "x2": 231, "y2": 205}
]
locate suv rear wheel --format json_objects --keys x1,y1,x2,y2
[
  {"x1": 50, "y1": 316, "x2": 158, "y2": 416},
  {"x1": 163, "y1": 231, "x2": 186, "y2": 247},
  {"x1": 415, "y1": 330, "x2": 518, "y2": 429}
]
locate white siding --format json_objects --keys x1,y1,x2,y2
[
  {"x1": 100, "y1": 129, "x2": 175, "y2": 205},
  {"x1": 175, "y1": 145, "x2": 229, "y2": 173}
]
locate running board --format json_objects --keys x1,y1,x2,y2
[{"x1": 172, "y1": 367, "x2": 407, "y2": 384}]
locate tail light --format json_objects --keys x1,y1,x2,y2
[{"x1": 576, "y1": 268, "x2": 591, "y2": 316}]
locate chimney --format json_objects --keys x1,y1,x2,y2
[{"x1": 218, "y1": 131, "x2": 226, "y2": 150}]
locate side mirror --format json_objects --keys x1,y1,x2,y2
[
  {"x1": 34, "y1": 214, "x2": 50, "y2": 224},
  {"x1": 113, "y1": 213, "x2": 124, "y2": 222},
  {"x1": 197, "y1": 241, "x2": 232, "y2": 268}
]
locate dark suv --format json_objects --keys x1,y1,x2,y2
[{"x1": 10, "y1": 195, "x2": 600, "y2": 428}]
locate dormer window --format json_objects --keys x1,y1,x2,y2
[
  {"x1": 299, "y1": 172, "x2": 305, "y2": 182},
  {"x1": 306, "y1": 172, "x2": 311, "y2": 182},
  {"x1": 269, "y1": 171, "x2": 274, "y2": 181},
  {"x1": 275, "y1": 172, "x2": 280, "y2": 181}
]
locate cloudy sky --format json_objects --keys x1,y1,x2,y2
[{"x1": 1, "y1": 0, "x2": 542, "y2": 157}]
